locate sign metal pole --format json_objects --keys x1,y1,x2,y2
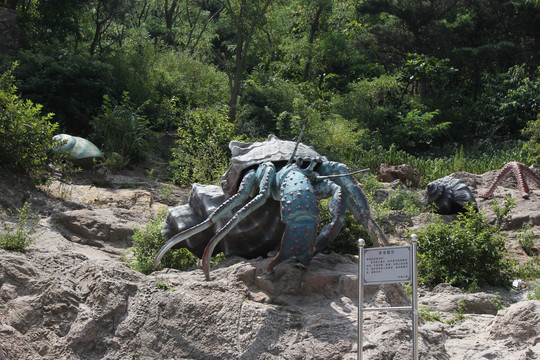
[
  {"x1": 357, "y1": 235, "x2": 419, "y2": 360},
  {"x1": 357, "y1": 239, "x2": 365, "y2": 360},
  {"x1": 411, "y1": 234, "x2": 419, "y2": 360}
]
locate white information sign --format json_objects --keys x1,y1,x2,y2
[{"x1": 362, "y1": 246, "x2": 412, "y2": 284}]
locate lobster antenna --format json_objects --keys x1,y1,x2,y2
[
  {"x1": 287, "y1": 121, "x2": 307, "y2": 165},
  {"x1": 316, "y1": 168, "x2": 370, "y2": 180}
]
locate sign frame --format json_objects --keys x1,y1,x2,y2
[
  {"x1": 362, "y1": 245, "x2": 412, "y2": 285},
  {"x1": 357, "y1": 235, "x2": 419, "y2": 360}
]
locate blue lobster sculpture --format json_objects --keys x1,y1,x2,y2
[{"x1": 154, "y1": 135, "x2": 388, "y2": 280}]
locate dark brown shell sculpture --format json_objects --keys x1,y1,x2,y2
[
  {"x1": 221, "y1": 134, "x2": 327, "y2": 196},
  {"x1": 424, "y1": 176, "x2": 477, "y2": 215}
]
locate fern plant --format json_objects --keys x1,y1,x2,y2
[{"x1": 90, "y1": 92, "x2": 149, "y2": 165}]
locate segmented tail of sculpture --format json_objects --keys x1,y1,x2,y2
[{"x1": 480, "y1": 161, "x2": 540, "y2": 199}]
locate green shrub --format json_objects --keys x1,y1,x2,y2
[
  {"x1": 412, "y1": 201, "x2": 515, "y2": 289},
  {"x1": 320, "y1": 206, "x2": 372, "y2": 255},
  {"x1": 0, "y1": 63, "x2": 60, "y2": 183},
  {"x1": 130, "y1": 208, "x2": 198, "y2": 274},
  {"x1": 512, "y1": 256, "x2": 540, "y2": 281},
  {"x1": 528, "y1": 282, "x2": 540, "y2": 301},
  {"x1": 1, "y1": 50, "x2": 113, "y2": 135},
  {"x1": 108, "y1": 44, "x2": 228, "y2": 132},
  {"x1": 90, "y1": 92, "x2": 149, "y2": 165},
  {"x1": 517, "y1": 225, "x2": 537, "y2": 257},
  {"x1": 101, "y1": 152, "x2": 129, "y2": 174},
  {"x1": 522, "y1": 113, "x2": 540, "y2": 164},
  {"x1": 349, "y1": 141, "x2": 528, "y2": 185},
  {"x1": 381, "y1": 189, "x2": 423, "y2": 217},
  {"x1": 308, "y1": 113, "x2": 370, "y2": 162},
  {"x1": 237, "y1": 77, "x2": 303, "y2": 138},
  {"x1": 0, "y1": 202, "x2": 41, "y2": 252},
  {"x1": 169, "y1": 106, "x2": 236, "y2": 186}
]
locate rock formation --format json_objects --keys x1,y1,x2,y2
[{"x1": 0, "y1": 169, "x2": 538, "y2": 359}]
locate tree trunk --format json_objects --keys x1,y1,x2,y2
[
  {"x1": 301, "y1": 5, "x2": 323, "y2": 83},
  {"x1": 222, "y1": 0, "x2": 273, "y2": 123},
  {"x1": 89, "y1": 23, "x2": 101, "y2": 56},
  {"x1": 228, "y1": 23, "x2": 245, "y2": 124},
  {"x1": 164, "y1": 0, "x2": 179, "y2": 45}
]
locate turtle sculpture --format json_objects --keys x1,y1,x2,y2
[
  {"x1": 53, "y1": 134, "x2": 104, "y2": 169},
  {"x1": 155, "y1": 134, "x2": 389, "y2": 280}
]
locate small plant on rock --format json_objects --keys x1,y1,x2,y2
[
  {"x1": 0, "y1": 202, "x2": 41, "y2": 252},
  {"x1": 445, "y1": 299, "x2": 469, "y2": 324},
  {"x1": 517, "y1": 225, "x2": 537, "y2": 257},
  {"x1": 512, "y1": 255, "x2": 540, "y2": 281},
  {"x1": 419, "y1": 306, "x2": 441, "y2": 322},
  {"x1": 130, "y1": 207, "x2": 198, "y2": 274},
  {"x1": 528, "y1": 282, "x2": 540, "y2": 301}
]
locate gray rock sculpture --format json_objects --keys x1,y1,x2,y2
[{"x1": 163, "y1": 183, "x2": 284, "y2": 258}]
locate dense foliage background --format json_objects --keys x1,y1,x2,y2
[{"x1": 1, "y1": 0, "x2": 539, "y2": 183}]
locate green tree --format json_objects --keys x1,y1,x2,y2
[
  {"x1": 0, "y1": 63, "x2": 60, "y2": 183},
  {"x1": 146, "y1": 0, "x2": 220, "y2": 54},
  {"x1": 357, "y1": 0, "x2": 461, "y2": 67},
  {"x1": 332, "y1": 73, "x2": 450, "y2": 152},
  {"x1": 478, "y1": 65, "x2": 540, "y2": 141},
  {"x1": 1, "y1": 50, "x2": 114, "y2": 135},
  {"x1": 87, "y1": 0, "x2": 138, "y2": 56},
  {"x1": 17, "y1": 0, "x2": 89, "y2": 49},
  {"x1": 169, "y1": 106, "x2": 236, "y2": 185},
  {"x1": 213, "y1": 0, "x2": 274, "y2": 123},
  {"x1": 522, "y1": 113, "x2": 540, "y2": 164}
]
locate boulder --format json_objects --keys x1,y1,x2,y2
[{"x1": 378, "y1": 163, "x2": 421, "y2": 187}]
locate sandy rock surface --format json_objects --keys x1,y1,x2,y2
[{"x1": 0, "y1": 167, "x2": 538, "y2": 359}]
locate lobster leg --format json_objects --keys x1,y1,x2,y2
[
  {"x1": 318, "y1": 162, "x2": 389, "y2": 247},
  {"x1": 201, "y1": 163, "x2": 276, "y2": 280},
  {"x1": 153, "y1": 169, "x2": 259, "y2": 270},
  {"x1": 312, "y1": 179, "x2": 346, "y2": 255}
]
